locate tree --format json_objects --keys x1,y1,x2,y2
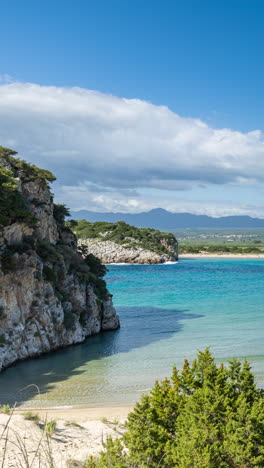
[{"x1": 87, "y1": 349, "x2": 264, "y2": 467}]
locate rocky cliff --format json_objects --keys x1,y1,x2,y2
[
  {"x1": 70, "y1": 220, "x2": 178, "y2": 264},
  {"x1": 0, "y1": 147, "x2": 119, "y2": 372}
]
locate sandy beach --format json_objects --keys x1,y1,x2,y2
[
  {"x1": 180, "y1": 253, "x2": 264, "y2": 258},
  {"x1": 15, "y1": 404, "x2": 132, "y2": 422},
  {"x1": 0, "y1": 406, "x2": 132, "y2": 467}
]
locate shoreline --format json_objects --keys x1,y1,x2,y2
[
  {"x1": 179, "y1": 253, "x2": 264, "y2": 258},
  {"x1": 14, "y1": 404, "x2": 133, "y2": 422}
]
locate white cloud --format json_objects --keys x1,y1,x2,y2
[{"x1": 0, "y1": 81, "x2": 264, "y2": 216}]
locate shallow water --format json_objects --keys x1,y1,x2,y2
[{"x1": 0, "y1": 258, "x2": 263, "y2": 407}]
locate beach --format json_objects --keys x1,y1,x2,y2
[
  {"x1": 0, "y1": 406, "x2": 132, "y2": 467},
  {"x1": 180, "y1": 253, "x2": 264, "y2": 258},
  {"x1": 15, "y1": 404, "x2": 132, "y2": 422}
]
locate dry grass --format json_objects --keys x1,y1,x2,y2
[{"x1": 0, "y1": 405, "x2": 57, "y2": 467}]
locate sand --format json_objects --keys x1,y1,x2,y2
[
  {"x1": 180, "y1": 253, "x2": 264, "y2": 258},
  {"x1": 0, "y1": 406, "x2": 132, "y2": 467}
]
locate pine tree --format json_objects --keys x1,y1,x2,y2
[{"x1": 87, "y1": 350, "x2": 264, "y2": 468}]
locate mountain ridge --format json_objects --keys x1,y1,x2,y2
[{"x1": 71, "y1": 208, "x2": 264, "y2": 229}]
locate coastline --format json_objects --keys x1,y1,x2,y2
[
  {"x1": 180, "y1": 253, "x2": 264, "y2": 258},
  {"x1": 14, "y1": 404, "x2": 132, "y2": 422}
]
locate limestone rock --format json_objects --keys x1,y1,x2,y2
[
  {"x1": 78, "y1": 238, "x2": 178, "y2": 264},
  {"x1": 0, "y1": 149, "x2": 119, "y2": 372}
]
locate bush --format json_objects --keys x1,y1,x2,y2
[
  {"x1": 0, "y1": 305, "x2": 6, "y2": 319},
  {"x1": 0, "y1": 166, "x2": 37, "y2": 227},
  {"x1": 0, "y1": 146, "x2": 55, "y2": 228},
  {"x1": 91, "y1": 349, "x2": 264, "y2": 467},
  {"x1": 45, "y1": 420, "x2": 57, "y2": 437},
  {"x1": 43, "y1": 265, "x2": 57, "y2": 282},
  {"x1": 84, "y1": 253, "x2": 107, "y2": 278},
  {"x1": 0, "y1": 146, "x2": 56, "y2": 182},
  {"x1": 0, "y1": 404, "x2": 10, "y2": 414},
  {"x1": 53, "y1": 203, "x2": 71, "y2": 224},
  {"x1": 94, "y1": 278, "x2": 108, "y2": 299},
  {"x1": 23, "y1": 411, "x2": 40, "y2": 423},
  {"x1": 63, "y1": 309, "x2": 76, "y2": 330}
]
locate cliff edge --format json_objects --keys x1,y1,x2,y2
[
  {"x1": 0, "y1": 147, "x2": 119, "y2": 372},
  {"x1": 70, "y1": 220, "x2": 178, "y2": 264}
]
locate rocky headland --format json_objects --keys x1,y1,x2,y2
[
  {"x1": 70, "y1": 219, "x2": 178, "y2": 264},
  {"x1": 0, "y1": 146, "x2": 119, "y2": 372}
]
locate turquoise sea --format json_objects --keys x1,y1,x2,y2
[{"x1": 0, "y1": 258, "x2": 263, "y2": 408}]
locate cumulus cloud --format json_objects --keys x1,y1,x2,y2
[{"x1": 0, "y1": 81, "x2": 263, "y2": 215}]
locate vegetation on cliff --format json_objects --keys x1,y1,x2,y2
[
  {"x1": 0, "y1": 146, "x2": 56, "y2": 227},
  {"x1": 0, "y1": 147, "x2": 109, "y2": 302},
  {"x1": 68, "y1": 219, "x2": 177, "y2": 257},
  {"x1": 87, "y1": 349, "x2": 264, "y2": 467},
  {"x1": 0, "y1": 147, "x2": 119, "y2": 370}
]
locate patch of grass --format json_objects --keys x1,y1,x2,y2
[
  {"x1": 23, "y1": 411, "x2": 40, "y2": 424},
  {"x1": 0, "y1": 404, "x2": 10, "y2": 414},
  {"x1": 100, "y1": 416, "x2": 108, "y2": 423},
  {"x1": 45, "y1": 419, "x2": 57, "y2": 437}
]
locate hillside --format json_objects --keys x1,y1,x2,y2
[
  {"x1": 0, "y1": 147, "x2": 119, "y2": 371},
  {"x1": 69, "y1": 219, "x2": 178, "y2": 264},
  {"x1": 71, "y1": 208, "x2": 264, "y2": 229}
]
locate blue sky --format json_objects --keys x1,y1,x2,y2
[{"x1": 1, "y1": 0, "x2": 264, "y2": 217}]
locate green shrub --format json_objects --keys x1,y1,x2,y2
[
  {"x1": 1, "y1": 249, "x2": 15, "y2": 274},
  {"x1": 0, "y1": 404, "x2": 10, "y2": 414},
  {"x1": 84, "y1": 253, "x2": 107, "y2": 278},
  {"x1": 43, "y1": 265, "x2": 57, "y2": 282},
  {"x1": 63, "y1": 309, "x2": 76, "y2": 330},
  {"x1": 94, "y1": 278, "x2": 108, "y2": 300},
  {"x1": 0, "y1": 146, "x2": 55, "y2": 228},
  {"x1": 23, "y1": 411, "x2": 40, "y2": 423},
  {"x1": 91, "y1": 349, "x2": 264, "y2": 467},
  {"x1": 53, "y1": 203, "x2": 71, "y2": 224},
  {"x1": 0, "y1": 335, "x2": 7, "y2": 345},
  {"x1": 0, "y1": 305, "x2": 5, "y2": 319},
  {"x1": 45, "y1": 419, "x2": 57, "y2": 437},
  {"x1": 0, "y1": 146, "x2": 56, "y2": 182}
]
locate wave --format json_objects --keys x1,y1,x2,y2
[{"x1": 163, "y1": 261, "x2": 179, "y2": 265}]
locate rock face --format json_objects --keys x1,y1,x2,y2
[
  {"x1": 0, "y1": 148, "x2": 119, "y2": 372},
  {"x1": 78, "y1": 238, "x2": 178, "y2": 264},
  {"x1": 70, "y1": 220, "x2": 178, "y2": 265}
]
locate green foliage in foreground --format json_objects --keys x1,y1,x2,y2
[
  {"x1": 87, "y1": 349, "x2": 264, "y2": 468},
  {"x1": 179, "y1": 243, "x2": 264, "y2": 254},
  {"x1": 68, "y1": 219, "x2": 176, "y2": 256}
]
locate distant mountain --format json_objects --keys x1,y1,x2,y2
[{"x1": 70, "y1": 208, "x2": 264, "y2": 229}]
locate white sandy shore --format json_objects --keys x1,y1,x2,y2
[
  {"x1": 180, "y1": 253, "x2": 264, "y2": 258},
  {"x1": 0, "y1": 406, "x2": 132, "y2": 467}
]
